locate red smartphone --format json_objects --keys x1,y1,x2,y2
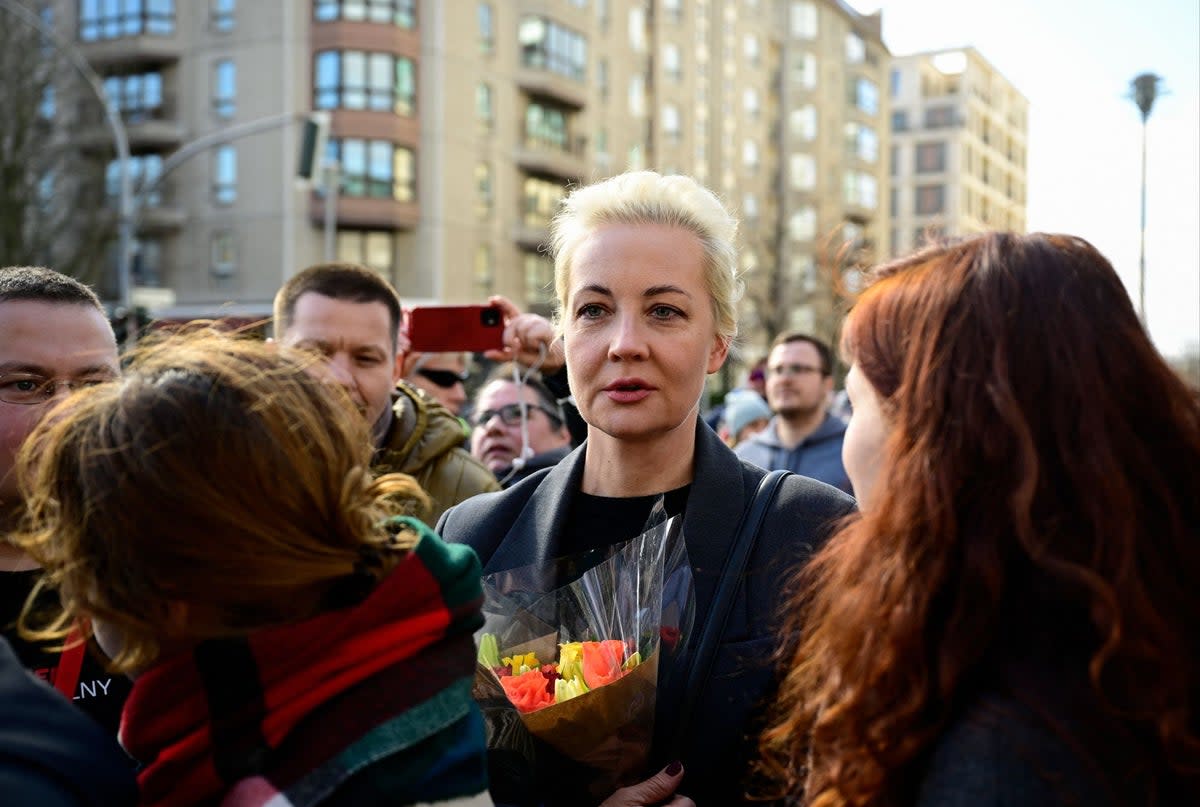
[{"x1": 406, "y1": 305, "x2": 505, "y2": 352}]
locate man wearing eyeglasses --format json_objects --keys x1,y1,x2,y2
[
  {"x1": 469, "y1": 367, "x2": 572, "y2": 488},
  {"x1": 735, "y1": 331, "x2": 852, "y2": 494},
  {"x1": 402, "y1": 352, "x2": 469, "y2": 417},
  {"x1": 0, "y1": 266, "x2": 132, "y2": 736}
]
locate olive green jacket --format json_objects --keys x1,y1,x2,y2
[{"x1": 372, "y1": 381, "x2": 499, "y2": 526}]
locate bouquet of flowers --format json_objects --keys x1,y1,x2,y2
[{"x1": 473, "y1": 506, "x2": 693, "y2": 803}]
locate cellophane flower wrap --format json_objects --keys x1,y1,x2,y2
[{"x1": 473, "y1": 506, "x2": 693, "y2": 803}]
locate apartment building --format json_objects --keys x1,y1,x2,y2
[
  {"x1": 888, "y1": 47, "x2": 1028, "y2": 256},
  {"x1": 47, "y1": 0, "x2": 889, "y2": 344}
]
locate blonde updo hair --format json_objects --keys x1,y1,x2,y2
[{"x1": 550, "y1": 171, "x2": 743, "y2": 341}]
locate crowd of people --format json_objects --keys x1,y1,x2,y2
[{"x1": 0, "y1": 170, "x2": 1196, "y2": 807}]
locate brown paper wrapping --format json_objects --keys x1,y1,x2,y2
[{"x1": 475, "y1": 650, "x2": 661, "y2": 796}]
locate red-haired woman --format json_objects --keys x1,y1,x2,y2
[{"x1": 758, "y1": 232, "x2": 1199, "y2": 805}]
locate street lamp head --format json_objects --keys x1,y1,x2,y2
[{"x1": 1131, "y1": 73, "x2": 1162, "y2": 121}]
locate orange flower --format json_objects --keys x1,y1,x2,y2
[
  {"x1": 581, "y1": 640, "x2": 626, "y2": 689},
  {"x1": 500, "y1": 667, "x2": 556, "y2": 713}
]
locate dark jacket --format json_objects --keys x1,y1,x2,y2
[
  {"x1": 438, "y1": 419, "x2": 856, "y2": 805},
  {"x1": 735, "y1": 412, "x2": 852, "y2": 494},
  {"x1": 374, "y1": 381, "x2": 500, "y2": 525},
  {"x1": 0, "y1": 637, "x2": 137, "y2": 806}
]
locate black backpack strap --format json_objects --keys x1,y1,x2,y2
[{"x1": 670, "y1": 469, "x2": 790, "y2": 754}]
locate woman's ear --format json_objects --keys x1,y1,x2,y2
[{"x1": 707, "y1": 335, "x2": 731, "y2": 375}]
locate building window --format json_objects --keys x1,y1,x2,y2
[
  {"x1": 789, "y1": 207, "x2": 816, "y2": 241},
  {"x1": 523, "y1": 177, "x2": 565, "y2": 228},
  {"x1": 473, "y1": 244, "x2": 494, "y2": 295},
  {"x1": 890, "y1": 145, "x2": 899, "y2": 176},
  {"x1": 314, "y1": 51, "x2": 415, "y2": 115},
  {"x1": 889, "y1": 67, "x2": 901, "y2": 97},
  {"x1": 627, "y1": 6, "x2": 646, "y2": 52},
  {"x1": 845, "y1": 33, "x2": 864, "y2": 63},
  {"x1": 103, "y1": 72, "x2": 165, "y2": 119},
  {"x1": 915, "y1": 142, "x2": 946, "y2": 173},
  {"x1": 661, "y1": 104, "x2": 681, "y2": 142},
  {"x1": 476, "y1": 162, "x2": 492, "y2": 217},
  {"x1": 915, "y1": 184, "x2": 945, "y2": 215},
  {"x1": 478, "y1": 2, "x2": 493, "y2": 54},
  {"x1": 132, "y1": 238, "x2": 163, "y2": 287},
  {"x1": 924, "y1": 106, "x2": 956, "y2": 128},
  {"x1": 519, "y1": 16, "x2": 586, "y2": 81},
  {"x1": 597, "y1": 59, "x2": 609, "y2": 100},
  {"x1": 213, "y1": 60, "x2": 236, "y2": 118},
  {"x1": 107, "y1": 155, "x2": 163, "y2": 205},
  {"x1": 314, "y1": 0, "x2": 415, "y2": 27},
  {"x1": 852, "y1": 77, "x2": 879, "y2": 115},
  {"x1": 327, "y1": 139, "x2": 414, "y2": 201},
  {"x1": 742, "y1": 140, "x2": 759, "y2": 172},
  {"x1": 794, "y1": 53, "x2": 817, "y2": 90},
  {"x1": 525, "y1": 102, "x2": 570, "y2": 151},
  {"x1": 743, "y1": 192, "x2": 758, "y2": 220},
  {"x1": 476, "y1": 82, "x2": 493, "y2": 132},
  {"x1": 523, "y1": 252, "x2": 555, "y2": 309},
  {"x1": 662, "y1": 0, "x2": 682, "y2": 22},
  {"x1": 628, "y1": 74, "x2": 645, "y2": 117},
  {"x1": 790, "y1": 1, "x2": 817, "y2": 38},
  {"x1": 744, "y1": 33, "x2": 760, "y2": 66},
  {"x1": 213, "y1": 145, "x2": 237, "y2": 205},
  {"x1": 789, "y1": 153, "x2": 816, "y2": 190},
  {"x1": 211, "y1": 0, "x2": 235, "y2": 32},
  {"x1": 789, "y1": 105, "x2": 817, "y2": 140},
  {"x1": 891, "y1": 110, "x2": 908, "y2": 132},
  {"x1": 844, "y1": 171, "x2": 877, "y2": 209},
  {"x1": 80, "y1": 0, "x2": 175, "y2": 41},
  {"x1": 845, "y1": 122, "x2": 878, "y2": 163},
  {"x1": 890, "y1": 187, "x2": 898, "y2": 217},
  {"x1": 336, "y1": 230, "x2": 394, "y2": 274},
  {"x1": 663, "y1": 44, "x2": 681, "y2": 82},
  {"x1": 743, "y1": 87, "x2": 759, "y2": 119},
  {"x1": 211, "y1": 230, "x2": 237, "y2": 278}
]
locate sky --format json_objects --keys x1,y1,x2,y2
[{"x1": 847, "y1": 0, "x2": 1200, "y2": 359}]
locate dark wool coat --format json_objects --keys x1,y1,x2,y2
[{"x1": 438, "y1": 419, "x2": 855, "y2": 806}]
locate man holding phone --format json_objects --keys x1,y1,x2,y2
[{"x1": 273, "y1": 263, "x2": 499, "y2": 524}]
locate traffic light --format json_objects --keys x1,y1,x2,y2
[{"x1": 296, "y1": 111, "x2": 330, "y2": 185}]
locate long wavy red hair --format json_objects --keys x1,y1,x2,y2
[{"x1": 757, "y1": 232, "x2": 1200, "y2": 805}]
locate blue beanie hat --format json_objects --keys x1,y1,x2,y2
[{"x1": 722, "y1": 392, "x2": 772, "y2": 438}]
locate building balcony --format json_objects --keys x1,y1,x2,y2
[
  {"x1": 308, "y1": 195, "x2": 418, "y2": 231},
  {"x1": 78, "y1": 98, "x2": 185, "y2": 151},
  {"x1": 515, "y1": 137, "x2": 587, "y2": 182},
  {"x1": 513, "y1": 222, "x2": 551, "y2": 251},
  {"x1": 515, "y1": 67, "x2": 587, "y2": 110},
  {"x1": 136, "y1": 186, "x2": 187, "y2": 233},
  {"x1": 77, "y1": 34, "x2": 182, "y2": 70}
]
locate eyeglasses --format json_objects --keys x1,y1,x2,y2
[
  {"x1": 416, "y1": 367, "x2": 469, "y2": 389},
  {"x1": 0, "y1": 374, "x2": 115, "y2": 405},
  {"x1": 471, "y1": 402, "x2": 563, "y2": 429},
  {"x1": 768, "y1": 363, "x2": 826, "y2": 378}
]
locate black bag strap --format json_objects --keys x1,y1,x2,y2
[{"x1": 671, "y1": 469, "x2": 790, "y2": 754}]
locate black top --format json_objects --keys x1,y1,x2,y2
[
  {"x1": 561, "y1": 484, "x2": 691, "y2": 558},
  {"x1": 0, "y1": 636, "x2": 137, "y2": 806},
  {"x1": 0, "y1": 570, "x2": 131, "y2": 737}
]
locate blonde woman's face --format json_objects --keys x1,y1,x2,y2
[{"x1": 563, "y1": 223, "x2": 729, "y2": 443}]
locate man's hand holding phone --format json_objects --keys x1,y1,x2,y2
[{"x1": 482, "y1": 296, "x2": 564, "y2": 374}]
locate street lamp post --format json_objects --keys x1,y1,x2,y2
[
  {"x1": 0, "y1": 0, "x2": 136, "y2": 344},
  {"x1": 1130, "y1": 72, "x2": 1162, "y2": 327}
]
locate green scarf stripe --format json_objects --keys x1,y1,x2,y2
[
  {"x1": 398, "y1": 517, "x2": 484, "y2": 614},
  {"x1": 282, "y1": 676, "x2": 478, "y2": 806}
]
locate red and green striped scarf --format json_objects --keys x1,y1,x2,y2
[{"x1": 119, "y1": 518, "x2": 489, "y2": 806}]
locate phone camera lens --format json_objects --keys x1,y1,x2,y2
[{"x1": 482, "y1": 308, "x2": 501, "y2": 327}]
